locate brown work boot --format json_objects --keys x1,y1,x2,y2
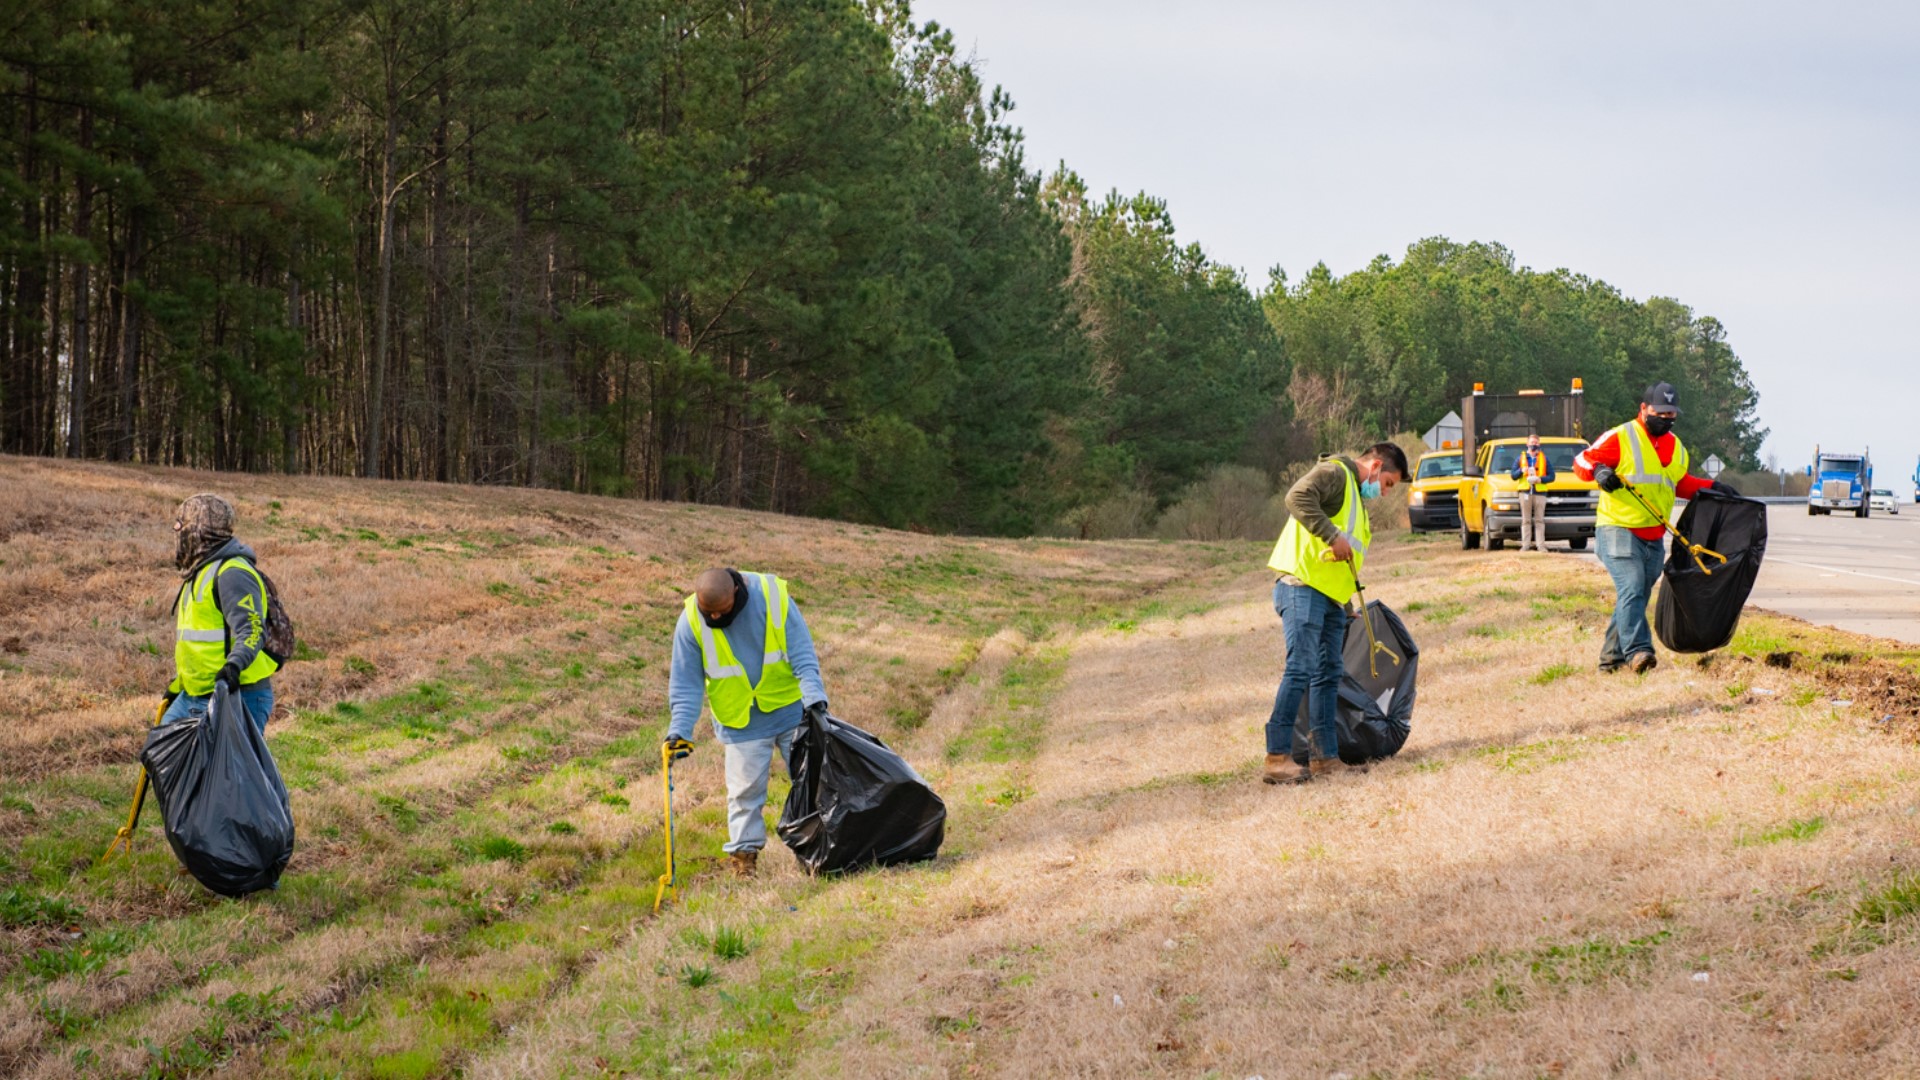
[
  {"x1": 726, "y1": 850, "x2": 758, "y2": 878},
  {"x1": 1309, "y1": 756, "x2": 1362, "y2": 779},
  {"x1": 1263, "y1": 753, "x2": 1309, "y2": 785},
  {"x1": 1630, "y1": 652, "x2": 1658, "y2": 674}
]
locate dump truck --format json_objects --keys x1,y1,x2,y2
[
  {"x1": 1456, "y1": 379, "x2": 1601, "y2": 551},
  {"x1": 1808, "y1": 446, "x2": 1872, "y2": 517}
]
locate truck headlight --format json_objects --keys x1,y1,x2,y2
[
  {"x1": 1493, "y1": 501, "x2": 1519, "y2": 512},
  {"x1": 1409, "y1": 491, "x2": 1426, "y2": 506}
]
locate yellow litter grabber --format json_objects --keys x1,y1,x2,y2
[
  {"x1": 654, "y1": 739, "x2": 692, "y2": 913},
  {"x1": 100, "y1": 698, "x2": 169, "y2": 865},
  {"x1": 1321, "y1": 551, "x2": 1401, "y2": 678},
  {"x1": 1621, "y1": 481, "x2": 1729, "y2": 576}
]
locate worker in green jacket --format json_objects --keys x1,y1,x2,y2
[
  {"x1": 164, "y1": 494, "x2": 279, "y2": 733},
  {"x1": 1263, "y1": 442, "x2": 1409, "y2": 784}
]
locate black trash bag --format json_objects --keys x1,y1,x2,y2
[
  {"x1": 777, "y1": 709, "x2": 945, "y2": 874},
  {"x1": 140, "y1": 684, "x2": 295, "y2": 896},
  {"x1": 1291, "y1": 600, "x2": 1421, "y2": 766},
  {"x1": 1655, "y1": 488, "x2": 1769, "y2": 654}
]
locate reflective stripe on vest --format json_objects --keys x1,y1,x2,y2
[
  {"x1": 173, "y1": 557, "x2": 280, "y2": 697},
  {"x1": 1596, "y1": 422, "x2": 1689, "y2": 530},
  {"x1": 1267, "y1": 459, "x2": 1371, "y2": 605},
  {"x1": 683, "y1": 573, "x2": 803, "y2": 729}
]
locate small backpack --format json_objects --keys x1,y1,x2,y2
[{"x1": 212, "y1": 557, "x2": 298, "y2": 667}]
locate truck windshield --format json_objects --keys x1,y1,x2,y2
[
  {"x1": 1418, "y1": 455, "x2": 1463, "y2": 479},
  {"x1": 1488, "y1": 444, "x2": 1581, "y2": 475},
  {"x1": 1819, "y1": 457, "x2": 1861, "y2": 471}
]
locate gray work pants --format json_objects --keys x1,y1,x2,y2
[
  {"x1": 722, "y1": 728, "x2": 798, "y2": 854},
  {"x1": 1519, "y1": 490, "x2": 1550, "y2": 551}
]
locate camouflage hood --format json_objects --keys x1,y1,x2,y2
[{"x1": 174, "y1": 493, "x2": 238, "y2": 576}]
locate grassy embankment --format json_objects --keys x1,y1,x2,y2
[{"x1": 2, "y1": 456, "x2": 1918, "y2": 1078}]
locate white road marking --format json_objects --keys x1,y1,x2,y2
[{"x1": 1768, "y1": 557, "x2": 1920, "y2": 589}]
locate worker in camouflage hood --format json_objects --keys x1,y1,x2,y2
[
  {"x1": 664, "y1": 568, "x2": 830, "y2": 878},
  {"x1": 164, "y1": 494, "x2": 279, "y2": 732},
  {"x1": 1574, "y1": 383, "x2": 1736, "y2": 674}
]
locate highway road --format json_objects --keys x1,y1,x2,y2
[{"x1": 1748, "y1": 501, "x2": 1920, "y2": 644}]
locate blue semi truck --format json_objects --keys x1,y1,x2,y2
[{"x1": 1808, "y1": 446, "x2": 1872, "y2": 517}]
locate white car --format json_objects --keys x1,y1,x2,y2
[{"x1": 1870, "y1": 489, "x2": 1899, "y2": 514}]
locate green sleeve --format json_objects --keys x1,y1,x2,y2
[{"x1": 1284, "y1": 462, "x2": 1347, "y2": 545}]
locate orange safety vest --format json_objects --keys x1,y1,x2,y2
[{"x1": 1519, "y1": 449, "x2": 1550, "y2": 480}]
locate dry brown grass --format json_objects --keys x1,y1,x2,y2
[
  {"x1": 764, "y1": 545, "x2": 1920, "y2": 1079},
  {"x1": 5, "y1": 457, "x2": 1919, "y2": 1078}
]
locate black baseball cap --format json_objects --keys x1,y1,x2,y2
[{"x1": 1642, "y1": 382, "x2": 1681, "y2": 415}]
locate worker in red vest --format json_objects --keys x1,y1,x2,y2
[{"x1": 1574, "y1": 383, "x2": 1734, "y2": 673}]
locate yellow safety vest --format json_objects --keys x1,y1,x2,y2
[
  {"x1": 1597, "y1": 421, "x2": 1690, "y2": 529},
  {"x1": 1268, "y1": 459, "x2": 1371, "y2": 605},
  {"x1": 683, "y1": 572, "x2": 803, "y2": 729},
  {"x1": 173, "y1": 558, "x2": 279, "y2": 696}
]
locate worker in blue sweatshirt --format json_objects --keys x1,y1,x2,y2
[{"x1": 665, "y1": 568, "x2": 829, "y2": 877}]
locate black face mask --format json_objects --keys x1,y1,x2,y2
[
  {"x1": 701, "y1": 570, "x2": 750, "y2": 630},
  {"x1": 1643, "y1": 415, "x2": 1675, "y2": 438}
]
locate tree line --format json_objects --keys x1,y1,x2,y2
[
  {"x1": 1264, "y1": 238, "x2": 1767, "y2": 469},
  {"x1": 2, "y1": 1, "x2": 1763, "y2": 535}
]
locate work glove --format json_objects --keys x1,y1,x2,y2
[
  {"x1": 663, "y1": 737, "x2": 693, "y2": 763},
  {"x1": 1594, "y1": 465, "x2": 1624, "y2": 493},
  {"x1": 215, "y1": 662, "x2": 242, "y2": 695},
  {"x1": 1709, "y1": 479, "x2": 1741, "y2": 496},
  {"x1": 803, "y1": 700, "x2": 830, "y2": 726}
]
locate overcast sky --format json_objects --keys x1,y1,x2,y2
[{"x1": 916, "y1": 0, "x2": 1920, "y2": 492}]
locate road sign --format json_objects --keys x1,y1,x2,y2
[{"x1": 1704, "y1": 454, "x2": 1723, "y2": 480}]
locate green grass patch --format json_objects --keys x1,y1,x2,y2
[
  {"x1": 945, "y1": 645, "x2": 1066, "y2": 764},
  {"x1": 0, "y1": 886, "x2": 85, "y2": 928},
  {"x1": 1529, "y1": 588, "x2": 1612, "y2": 621},
  {"x1": 1416, "y1": 600, "x2": 1468, "y2": 625},
  {"x1": 1854, "y1": 871, "x2": 1920, "y2": 928},
  {"x1": 1738, "y1": 816, "x2": 1827, "y2": 847},
  {"x1": 1477, "y1": 733, "x2": 1633, "y2": 775},
  {"x1": 375, "y1": 795, "x2": 422, "y2": 834},
  {"x1": 1530, "y1": 662, "x2": 1580, "y2": 686},
  {"x1": 707, "y1": 925, "x2": 750, "y2": 961},
  {"x1": 461, "y1": 835, "x2": 528, "y2": 864},
  {"x1": 679, "y1": 964, "x2": 716, "y2": 988},
  {"x1": 1530, "y1": 929, "x2": 1674, "y2": 985},
  {"x1": 22, "y1": 927, "x2": 139, "y2": 979}
]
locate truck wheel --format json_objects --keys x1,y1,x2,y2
[
  {"x1": 1858, "y1": 502, "x2": 1870, "y2": 519},
  {"x1": 1569, "y1": 536, "x2": 1588, "y2": 551},
  {"x1": 1484, "y1": 508, "x2": 1505, "y2": 551},
  {"x1": 1808, "y1": 505, "x2": 1818, "y2": 517},
  {"x1": 1460, "y1": 518, "x2": 1481, "y2": 550}
]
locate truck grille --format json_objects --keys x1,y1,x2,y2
[{"x1": 1822, "y1": 479, "x2": 1852, "y2": 501}]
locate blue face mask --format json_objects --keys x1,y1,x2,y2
[{"x1": 1359, "y1": 480, "x2": 1382, "y2": 500}]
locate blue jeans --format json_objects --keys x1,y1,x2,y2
[
  {"x1": 1266, "y1": 581, "x2": 1347, "y2": 758},
  {"x1": 162, "y1": 680, "x2": 275, "y2": 735},
  {"x1": 1598, "y1": 526, "x2": 1665, "y2": 667}
]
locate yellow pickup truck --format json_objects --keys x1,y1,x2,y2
[
  {"x1": 1457, "y1": 436, "x2": 1599, "y2": 551},
  {"x1": 1407, "y1": 449, "x2": 1466, "y2": 532}
]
